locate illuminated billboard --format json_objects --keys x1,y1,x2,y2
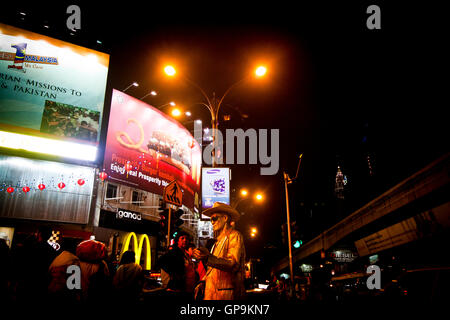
[
  {"x1": 0, "y1": 23, "x2": 109, "y2": 161},
  {"x1": 103, "y1": 89, "x2": 201, "y2": 209},
  {"x1": 201, "y1": 167, "x2": 231, "y2": 210}
]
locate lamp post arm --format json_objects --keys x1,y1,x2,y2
[
  {"x1": 232, "y1": 197, "x2": 247, "y2": 209},
  {"x1": 123, "y1": 84, "x2": 134, "y2": 92},
  {"x1": 293, "y1": 154, "x2": 303, "y2": 181},
  {"x1": 287, "y1": 154, "x2": 303, "y2": 184},
  {"x1": 223, "y1": 103, "x2": 247, "y2": 120},
  {"x1": 216, "y1": 77, "x2": 247, "y2": 120},
  {"x1": 183, "y1": 76, "x2": 213, "y2": 109},
  {"x1": 140, "y1": 92, "x2": 152, "y2": 100},
  {"x1": 156, "y1": 103, "x2": 170, "y2": 110},
  {"x1": 191, "y1": 102, "x2": 214, "y2": 115}
]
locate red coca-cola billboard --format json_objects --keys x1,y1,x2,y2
[{"x1": 103, "y1": 89, "x2": 201, "y2": 209}]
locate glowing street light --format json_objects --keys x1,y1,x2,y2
[
  {"x1": 156, "y1": 102, "x2": 176, "y2": 110},
  {"x1": 233, "y1": 189, "x2": 264, "y2": 209},
  {"x1": 157, "y1": 102, "x2": 191, "y2": 119},
  {"x1": 164, "y1": 65, "x2": 176, "y2": 76},
  {"x1": 255, "y1": 66, "x2": 267, "y2": 77},
  {"x1": 123, "y1": 82, "x2": 139, "y2": 92},
  {"x1": 255, "y1": 193, "x2": 264, "y2": 201},
  {"x1": 251, "y1": 227, "x2": 257, "y2": 234},
  {"x1": 140, "y1": 90, "x2": 158, "y2": 100},
  {"x1": 171, "y1": 108, "x2": 181, "y2": 117}
]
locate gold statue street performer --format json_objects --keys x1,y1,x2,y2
[{"x1": 193, "y1": 202, "x2": 246, "y2": 300}]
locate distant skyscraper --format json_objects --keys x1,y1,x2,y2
[
  {"x1": 366, "y1": 153, "x2": 375, "y2": 176},
  {"x1": 361, "y1": 122, "x2": 376, "y2": 177},
  {"x1": 335, "y1": 166, "x2": 345, "y2": 200}
]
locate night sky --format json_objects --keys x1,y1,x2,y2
[{"x1": 1, "y1": 2, "x2": 446, "y2": 276}]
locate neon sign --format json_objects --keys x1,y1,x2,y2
[
  {"x1": 116, "y1": 209, "x2": 142, "y2": 221},
  {"x1": 0, "y1": 130, "x2": 97, "y2": 161},
  {"x1": 121, "y1": 232, "x2": 151, "y2": 270}
]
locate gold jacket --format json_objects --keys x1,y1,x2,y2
[{"x1": 204, "y1": 228, "x2": 246, "y2": 300}]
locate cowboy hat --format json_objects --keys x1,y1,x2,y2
[{"x1": 202, "y1": 202, "x2": 241, "y2": 222}]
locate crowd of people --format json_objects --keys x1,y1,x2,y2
[
  {"x1": 266, "y1": 273, "x2": 335, "y2": 302},
  {"x1": 269, "y1": 275, "x2": 312, "y2": 301},
  {"x1": 0, "y1": 202, "x2": 248, "y2": 304},
  {"x1": 0, "y1": 226, "x2": 206, "y2": 305}
]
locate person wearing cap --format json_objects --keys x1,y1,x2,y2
[{"x1": 193, "y1": 202, "x2": 246, "y2": 300}]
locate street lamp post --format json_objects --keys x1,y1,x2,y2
[
  {"x1": 139, "y1": 94, "x2": 188, "y2": 118},
  {"x1": 123, "y1": 82, "x2": 139, "y2": 92},
  {"x1": 164, "y1": 65, "x2": 267, "y2": 167},
  {"x1": 155, "y1": 102, "x2": 192, "y2": 119},
  {"x1": 232, "y1": 189, "x2": 264, "y2": 209},
  {"x1": 232, "y1": 197, "x2": 250, "y2": 209},
  {"x1": 140, "y1": 90, "x2": 157, "y2": 100},
  {"x1": 156, "y1": 102, "x2": 176, "y2": 110},
  {"x1": 283, "y1": 154, "x2": 303, "y2": 294},
  {"x1": 180, "y1": 78, "x2": 240, "y2": 167}
]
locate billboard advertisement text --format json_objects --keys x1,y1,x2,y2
[
  {"x1": 103, "y1": 89, "x2": 201, "y2": 209},
  {"x1": 0, "y1": 23, "x2": 109, "y2": 152},
  {"x1": 201, "y1": 167, "x2": 230, "y2": 214}
]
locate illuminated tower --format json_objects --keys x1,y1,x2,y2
[{"x1": 335, "y1": 166, "x2": 345, "y2": 200}]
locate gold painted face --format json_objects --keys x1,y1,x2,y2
[{"x1": 211, "y1": 213, "x2": 228, "y2": 232}]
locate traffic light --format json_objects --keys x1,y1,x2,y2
[
  {"x1": 291, "y1": 220, "x2": 299, "y2": 240},
  {"x1": 291, "y1": 220, "x2": 302, "y2": 249},
  {"x1": 293, "y1": 240, "x2": 303, "y2": 248},
  {"x1": 291, "y1": 221, "x2": 298, "y2": 240},
  {"x1": 159, "y1": 209, "x2": 169, "y2": 231},
  {"x1": 158, "y1": 201, "x2": 169, "y2": 233},
  {"x1": 281, "y1": 221, "x2": 302, "y2": 248},
  {"x1": 171, "y1": 208, "x2": 185, "y2": 234}
]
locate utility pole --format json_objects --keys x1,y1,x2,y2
[
  {"x1": 283, "y1": 154, "x2": 303, "y2": 292},
  {"x1": 167, "y1": 206, "x2": 172, "y2": 248}
]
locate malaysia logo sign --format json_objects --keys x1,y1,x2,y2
[{"x1": 0, "y1": 42, "x2": 58, "y2": 72}]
